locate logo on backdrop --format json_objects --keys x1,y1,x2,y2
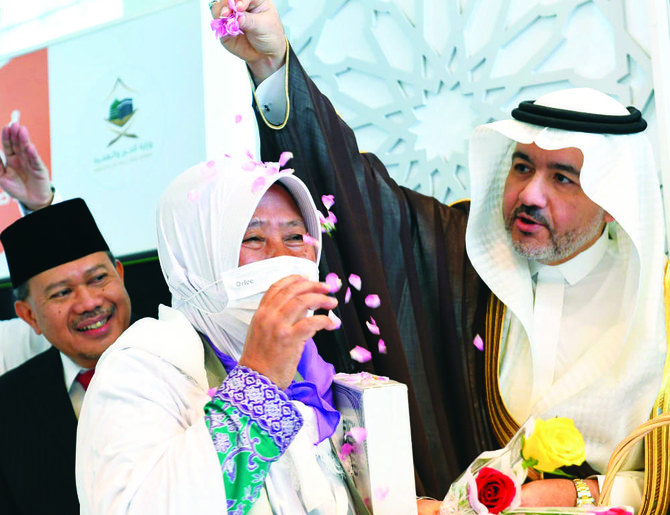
[
  {"x1": 93, "y1": 77, "x2": 155, "y2": 172},
  {"x1": 106, "y1": 79, "x2": 138, "y2": 147}
]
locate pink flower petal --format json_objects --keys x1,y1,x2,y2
[
  {"x1": 365, "y1": 321, "x2": 380, "y2": 336},
  {"x1": 318, "y1": 210, "x2": 336, "y2": 235},
  {"x1": 370, "y1": 316, "x2": 377, "y2": 326},
  {"x1": 201, "y1": 161, "x2": 217, "y2": 179},
  {"x1": 349, "y1": 274, "x2": 362, "y2": 290},
  {"x1": 328, "y1": 310, "x2": 341, "y2": 330},
  {"x1": 346, "y1": 426, "x2": 367, "y2": 443},
  {"x1": 228, "y1": 0, "x2": 236, "y2": 10},
  {"x1": 242, "y1": 160, "x2": 257, "y2": 171},
  {"x1": 339, "y1": 442, "x2": 354, "y2": 460},
  {"x1": 325, "y1": 272, "x2": 342, "y2": 293},
  {"x1": 187, "y1": 190, "x2": 199, "y2": 202},
  {"x1": 365, "y1": 294, "x2": 381, "y2": 309},
  {"x1": 251, "y1": 176, "x2": 266, "y2": 194},
  {"x1": 278, "y1": 151, "x2": 293, "y2": 167},
  {"x1": 375, "y1": 486, "x2": 390, "y2": 501},
  {"x1": 378, "y1": 339, "x2": 386, "y2": 354},
  {"x1": 350, "y1": 345, "x2": 372, "y2": 363},
  {"x1": 302, "y1": 234, "x2": 320, "y2": 248},
  {"x1": 473, "y1": 334, "x2": 484, "y2": 351},
  {"x1": 207, "y1": 387, "x2": 217, "y2": 397},
  {"x1": 234, "y1": 114, "x2": 242, "y2": 124},
  {"x1": 322, "y1": 194, "x2": 335, "y2": 210},
  {"x1": 344, "y1": 287, "x2": 351, "y2": 304}
]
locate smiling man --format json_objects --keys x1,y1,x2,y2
[{"x1": 0, "y1": 198, "x2": 131, "y2": 514}]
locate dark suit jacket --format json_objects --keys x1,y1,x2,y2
[{"x1": 0, "y1": 346, "x2": 79, "y2": 514}]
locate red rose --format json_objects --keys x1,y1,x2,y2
[{"x1": 475, "y1": 467, "x2": 516, "y2": 514}]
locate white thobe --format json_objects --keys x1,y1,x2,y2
[{"x1": 500, "y1": 230, "x2": 660, "y2": 510}]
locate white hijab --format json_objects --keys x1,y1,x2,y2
[
  {"x1": 156, "y1": 156, "x2": 322, "y2": 360},
  {"x1": 465, "y1": 88, "x2": 666, "y2": 470},
  {"x1": 155, "y1": 156, "x2": 351, "y2": 514}
]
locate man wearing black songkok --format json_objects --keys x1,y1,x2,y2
[{"x1": 0, "y1": 197, "x2": 131, "y2": 514}]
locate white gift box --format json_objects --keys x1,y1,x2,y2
[{"x1": 332, "y1": 372, "x2": 417, "y2": 514}]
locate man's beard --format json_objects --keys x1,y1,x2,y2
[{"x1": 505, "y1": 205, "x2": 606, "y2": 264}]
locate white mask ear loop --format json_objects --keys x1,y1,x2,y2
[{"x1": 180, "y1": 278, "x2": 226, "y2": 314}]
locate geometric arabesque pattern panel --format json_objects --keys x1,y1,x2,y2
[{"x1": 276, "y1": 0, "x2": 655, "y2": 203}]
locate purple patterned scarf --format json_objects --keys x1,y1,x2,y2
[{"x1": 204, "y1": 335, "x2": 340, "y2": 444}]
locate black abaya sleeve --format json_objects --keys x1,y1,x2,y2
[{"x1": 254, "y1": 46, "x2": 498, "y2": 498}]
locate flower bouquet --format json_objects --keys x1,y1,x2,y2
[{"x1": 439, "y1": 417, "x2": 634, "y2": 515}]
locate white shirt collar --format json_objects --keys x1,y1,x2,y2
[
  {"x1": 529, "y1": 226, "x2": 610, "y2": 286},
  {"x1": 59, "y1": 352, "x2": 91, "y2": 391}
]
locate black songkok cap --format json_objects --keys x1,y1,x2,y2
[{"x1": 1, "y1": 198, "x2": 110, "y2": 288}]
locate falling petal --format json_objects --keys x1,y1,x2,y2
[
  {"x1": 234, "y1": 114, "x2": 242, "y2": 124},
  {"x1": 224, "y1": 153, "x2": 232, "y2": 158},
  {"x1": 326, "y1": 211, "x2": 338, "y2": 224},
  {"x1": 328, "y1": 310, "x2": 341, "y2": 330},
  {"x1": 350, "y1": 345, "x2": 372, "y2": 363},
  {"x1": 346, "y1": 426, "x2": 367, "y2": 443},
  {"x1": 318, "y1": 210, "x2": 336, "y2": 235},
  {"x1": 375, "y1": 487, "x2": 390, "y2": 501},
  {"x1": 325, "y1": 273, "x2": 342, "y2": 293},
  {"x1": 187, "y1": 190, "x2": 199, "y2": 202},
  {"x1": 378, "y1": 339, "x2": 386, "y2": 354},
  {"x1": 207, "y1": 387, "x2": 217, "y2": 397},
  {"x1": 322, "y1": 194, "x2": 335, "y2": 210},
  {"x1": 344, "y1": 287, "x2": 351, "y2": 304},
  {"x1": 365, "y1": 294, "x2": 381, "y2": 309},
  {"x1": 370, "y1": 316, "x2": 377, "y2": 326},
  {"x1": 339, "y1": 442, "x2": 354, "y2": 460},
  {"x1": 242, "y1": 160, "x2": 257, "y2": 171},
  {"x1": 302, "y1": 234, "x2": 320, "y2": 248},
  {"x1": 349, "y1": 274, "x2": 362, "y2": 291},
  {"x1": 202, "y1": 161, "x2": 217, "y2": 179},
  {"x1": 473, "y1": 334, "x2": 484, "y2": 352},
  {"x1": 278, "y1": 151, "x2": 293, "y2": 167},
  {"x1": 251, "y1": 176, "x2": 266, "y2": 194},
  {"x1": 365, "y1": 321, "x2": 380, "y2": 336}
]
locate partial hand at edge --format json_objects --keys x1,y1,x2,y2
[
  {"x1": 211, "y1": 0, "x2": 287, "y2": 84},
  {"x1": 0, "y1": 124, "x2": 53, "y2": 211},
  {"x1": 521, "y1": 478, "x2": 599, "y2": 507},
  {"x1": 417, "y1": 498, "x2": 442, "y2": 515},
  {"x1": 238, "y1": 275, "x2": 338, "y2": 390}
]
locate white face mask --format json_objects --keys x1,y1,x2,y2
[{"x1": 209, "y1": 255, "x2": 319, "y2": 345}]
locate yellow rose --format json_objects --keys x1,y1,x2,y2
[{"x1": 521, "y1": 417, "x2": 586, "y2": 472}]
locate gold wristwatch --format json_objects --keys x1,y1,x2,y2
[{"x1": 573, "y1": 478, "x2": 595, "y2": 507}]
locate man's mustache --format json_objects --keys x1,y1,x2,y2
[{"x1": 511, "y1": 205, "x2": 550, "y2": 228}]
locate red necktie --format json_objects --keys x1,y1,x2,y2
[{"x1": 76, "y1": 369, "x2": 95, "y2": 391}]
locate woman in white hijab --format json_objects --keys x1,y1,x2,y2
[{"x1": 76, "y1": 155, "x2": 359, "y2": 514}]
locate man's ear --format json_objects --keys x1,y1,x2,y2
[
  {"x1": 115, "y1": 260, "x2": 125, "y2": 281},
  {"x1": 14, "y1": 300, "x2": 42, "y2": 335},
  {"x1": 604, "y1": 211, "x2": 614, "y2": 224}
]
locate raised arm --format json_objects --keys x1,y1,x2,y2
[{"x1": 0, "y1": 124, "x2": 53, "y2": 211}]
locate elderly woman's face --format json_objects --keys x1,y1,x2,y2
[{"x1": 238, "y1": 184, "x2": 317, "y2": 267}]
